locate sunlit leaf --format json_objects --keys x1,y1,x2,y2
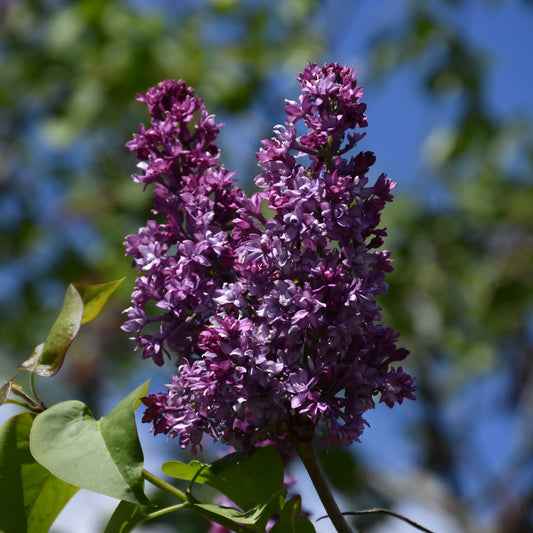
[
  {"x1": 18, "y1": 284, "x2": 84, "y2": 377},
  {"x1": 30, "y1": 381, "x2": 150, "y2": 504},
  {"x1": 18, "y1": 279, "x2": 124, "y2": 377},
  {"x1": 73, "y1": 278, "x2": 125, "y2": 324}
]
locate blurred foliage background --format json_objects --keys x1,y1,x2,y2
[{"x1": 1, "y1": 0, "x2": 532, "y2": 532}]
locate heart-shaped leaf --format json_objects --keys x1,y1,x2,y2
[
  {"x1": 19, "y1": 278, "x2": 124, "y2": 377},
  {"x1": 30, "y1": 381, "x2": 150, "y2": 504},
  {"x1": 0, "y1": 412, "x2": 79, "y2": 533},
  {"x1": 163, "y1": 445, "x2": 284, "y2": 512}
]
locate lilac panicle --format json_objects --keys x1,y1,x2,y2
[
  {"x1": 123, "y1": 79, "x2": 245, "y2": 367},
  {"x1": 124, "y1": 63, "x2": 415, "y2": 452}
]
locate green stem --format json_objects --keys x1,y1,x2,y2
[
  {"x1": 30, "y1": 372, "x2": 38, "y2": 399},
  {"x1": 11, "y1": 384, "x2": 36, "y2": 404},
  {"x1": 142, "y1": 469, "x2": 251, "y2": 533},
  {"x1": 142, "y1": 469, "x2": 188, "y2": 503},
  {"x1": 292, "y1": 439, "x2": 353, "y2": 533},
  {"x1": 4, "y1": 398, "x2": 42, "y2": 413},
  {"x1": 143, "y1": 502, "x2": 189, "y2": 521},
  {"x1": 29, "y1": 373, "x2": 46, "y2": 411},
  {"x1": 9, "y1": 380, "x2": 45, "y2": 413},
  {"x1": 325, "y1": 135, "x2": 334, "y2": 171}
]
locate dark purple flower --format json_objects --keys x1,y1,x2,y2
[{"x1": 124, "y1": 63, "x2": 415, "y2": 452}]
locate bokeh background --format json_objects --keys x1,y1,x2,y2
[{"x1": 1, "y1": 0, "x2": 533, "y2": 532}]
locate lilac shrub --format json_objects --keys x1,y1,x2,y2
[{"x1": 123, "y1": 62, "x2": 415, "y2": 453}]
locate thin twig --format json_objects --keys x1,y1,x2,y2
[{"x1": 317, "y1": 508, "x2": 436, "y2": 533}]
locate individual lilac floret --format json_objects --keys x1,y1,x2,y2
[{"x1": 124, "y1": 63, "x2": 415, "y2": 452}]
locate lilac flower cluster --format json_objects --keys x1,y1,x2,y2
[{"x1": 124, "y1": 62, "x2": 415, "y2": 452}]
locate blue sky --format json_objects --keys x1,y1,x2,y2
[
  {"x1": 218, "y1": 0, "x2": 533, "y2": 208},
  {"x1": 333, "y1": 0, "x2": 533, "y2": 187}
]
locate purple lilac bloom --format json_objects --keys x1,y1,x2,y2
[{"x1": 124, "y1": 63, "x2": 415, "y2": 452}]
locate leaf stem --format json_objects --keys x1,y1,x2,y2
[
  {"x1": 11, "y1": 383, "x2": 34, "y2": 404},
  {"x1": 4, "y1": 398, "x2": 42, "y2": 413},
  {"x1": 142, "y1": 469, "x2": 253, "y2": 533},
  {"x1": 9, "y1": 379, "x2": 45, "y2": 412},
  {"x1": 292, "y1": 438, "x2": 353, "y2": 533},
  {"x1": 143, "y1": 502, "x2": 189, "y2": 521},
  {"x1": 142, "y1": 469, "x2": 188, "y2": 503},
  {"x1": 29, "y1": 372, "x2": 46, "y2": 411}
]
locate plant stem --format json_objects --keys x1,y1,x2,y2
[
  {"x1": 142, "y1": 469, "x2": 188, "y2": 503},
  {"x1": 29, "y1": 373, "x2": 46, "y2": 411},
  {"x1": 4, "y1": 398, "x2": 42, "y2": 413},
  {"x1": 142, "y1": 469, "x2": 251, "y2": 533},
  {"x1": 9, "y1": 379, "x2": 45, "y2": 412},
  {"x1": 30, "y1": 372, "x2": 38, "y2": 400},
  {"x1": 292, "y1": 438, "x2": 353, "y2": 533},
  {"x1": 144, "y1": 502, "x2": 189, "y2": 521},
  {"x1": 11, "y1": 382, "x2": 35, "y2": 403}
]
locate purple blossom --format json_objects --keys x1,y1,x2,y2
[{"x1": 124, "y1": 63, "x2": 415, "y2": 452}]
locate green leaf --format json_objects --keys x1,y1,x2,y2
[
  {"x1": 18, "y1": 279, "x2": 124, "y2": 377},
  {"x1": 104, "y1": 500, "x2": 155, "y2": 533},
  {"x1": 0, "y1": 377, "x2": 15, "y2": 407},
  {"x1": 270, "y1": 495, "x2": 316, "y2": 533},
  {"x1": 0, "y1": 412, "x2": 79, "y2": 533},
  {"x1": 163, "y1": 445, "x2": 284, "y2": 511},
  {"x1": 190, "y1": 492, "x2": 285, "y2": 531},
  {"x1": 73, "y1": 277, "x2": 125, "y2": 324},
  {"x1": 19, "y1": 284, "x2": 84, "y2": 376},
  {"x1": 30, "y1": 381, "x2": 150, "y2": 504},
  {"x1": 193, "y1": 502, "x2": 260, "y2": 525},
  {"x1": 318, "y1": 446, "x2": 361, "y2": 492}
]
